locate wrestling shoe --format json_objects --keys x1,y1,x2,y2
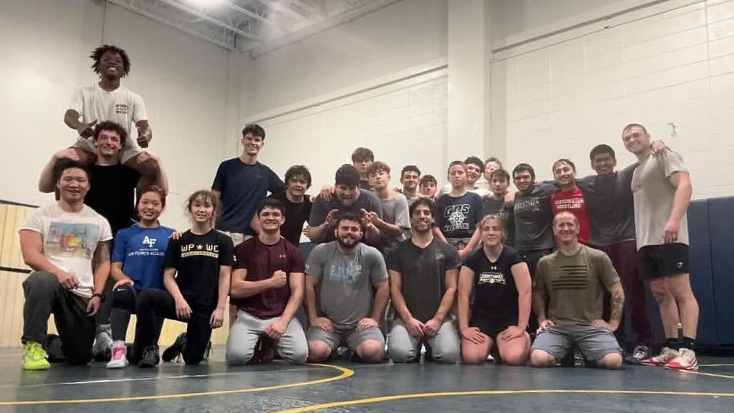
[
  {"x1": 106, "y1": 343, "x2": 128, "y2": 368},
  {"x1": 625, "y1": 345, "x2": 650, "y2": 365},
  {"x1": 162, "y1": 333, "x2": 187, "y2": 362},
  {"x1": 138, "y1": 346, "x2": 160, "y2": 368},
  {"x1": 641, "y1": 347, "x2": 678, "y2": 366},
  {"x1": 664, "y1": 348, "x2": 698, "y2": 371}
]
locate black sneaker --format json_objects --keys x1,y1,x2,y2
[
  {"x1": 162, "y1": 333, "x2": 187, "y2": 362},
  {"x1": 625, "y1": 345, "x2": 650, "y2": 365},
  {"x1": 138, "y1": 345, "x2": 160, "y2": 368}
]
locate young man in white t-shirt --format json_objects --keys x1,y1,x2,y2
[
  {"x1": 19, "y1": 161, "x2": 113, "y2": 370},
  {"x1": 61, "y1": 45, "x2": 160, "y2": 193}
]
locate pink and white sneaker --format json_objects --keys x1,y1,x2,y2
[
  {"x1": 664, "y1": 348, "x2": 699, "y2": 371},
  {"x1": 106, "y1": 344, "x2": 128, "y2": 369},
  {"x1": 641, "y1": 347, "x2": 678, "y2": 366}
]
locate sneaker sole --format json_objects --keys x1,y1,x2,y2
[
  {"x1": 106, "y1": 362, "x2": 128, "y2": 369},
  {"x1": 23, "y1": 364, "x2": 50, "y2": 371}
]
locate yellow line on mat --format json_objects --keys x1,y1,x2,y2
[
  {"x1": 0, "y1": 364, "x2": 353, "y2": 406},
  {"x1": 677, "y1": 370, "x2": 734, "y2": 380},
  {"x1": 267, "y1": 389, "x2": 734, "y2": 413}
]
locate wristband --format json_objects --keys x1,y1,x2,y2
[{"x1": 91, "y1": 293, "x2": 106, "y2": 302}]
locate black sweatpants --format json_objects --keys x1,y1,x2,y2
[
  {"x1": 132, "y1": 289, "x2": 213, "y2": 365},
  {"x1": 110, "y1": 285, "x2": 164, "y2": 342},
  {"x1": 22, "y1": 271, "x2": 96, "y2": 365}
]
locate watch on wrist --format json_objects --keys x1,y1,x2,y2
[{"x1": 91, "y1": 293, "x2": 106, "y2": 302}]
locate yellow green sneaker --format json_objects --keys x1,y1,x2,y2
[{"x1": 23, "y1": 342, "x2": 50, "y2": 370}]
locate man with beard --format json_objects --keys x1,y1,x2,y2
[
  {"x1": 304, "y1": 213, "x2": 389, "y2": 363},
  {"x1": 387, "y1": 199, "x2": 461, "y2": 363}
]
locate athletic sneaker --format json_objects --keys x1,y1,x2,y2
[
  {"x1": 107, "y1": 344, "x2": 129, "y2": 369},
  {"x1": 138, "y1": 346, "x2": 160, "y2": 368},
  {"x1": 92, "y1": 324, "x2": 113, "y2": 362},
  {"x1": 664, "y1": 348, "x2": 698, "y2": 371},
  {"x1": 641, "y1": 347, "x2": 678, "y2": 366},
  {"x1": 22, "y1": 342, "x2": 50, "y2": 371},
  {"x1": 162, "y1": 333, "x2": 187, "y2": 362},
  {"x1": 625, "y1": 345, "x2": 650, "y2": 365}
]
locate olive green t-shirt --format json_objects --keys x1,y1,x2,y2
[{"x1": 533, "y1": 245, "x2": 619, "y2": 325}]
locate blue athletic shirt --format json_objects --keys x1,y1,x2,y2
[{"x1": 112, "y1": 224, "x2": 175, "y2": 291}]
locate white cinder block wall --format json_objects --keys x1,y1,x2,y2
[
  {"x1": 491, "y1": 0, "x2": 734, "y2": 199},
  {"x1": 0, "y1": 0, "x2": 230, "y2": 229}
]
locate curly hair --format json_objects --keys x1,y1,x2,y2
[{"x1": 90, "y1": 45, "x2": 131, "y2": 77}]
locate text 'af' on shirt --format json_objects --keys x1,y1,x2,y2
[
  {"x1": 387, "y1": 238, "x2": 460, "y2": 323},
  {"x1": 112, "y1": 224, "x2": 175, "y2": 291},
  {"x1": 212, "y1": 159, "x2": 285, "y2": 235},
  {"x1": 84, "y1": 164, "x2": 140, "y2": 236},
  {"x1": 512, "y1": 183, "x2": 557, "y2": 251},
  {"x1": 305, "y1": 242, "x2": 388, "y2": 329},
  {"x1": 267, "y1": 191, "x2": 312, "y2": 246},
  {"x1": 231, "y1": 237, "x2": 305, "y2": 319},
  {"x1": 533, "y1": 245, "x2": 619, "y2": 325},
  {"x1": 164, "y1": 229, "x2": 234, "y2": 312},
  {"x1": 463, "y1": 246, "x2": 525, "y2": 320},
  {"x1": 435, "y1": 192, "x2": 483, "y2": 239}
]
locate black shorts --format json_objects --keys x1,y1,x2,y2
[
  {"x1": 469, "y1": 311, "x2": 517, "y2": 339},
  {"x1": 639, "y1": 243, "x2": 689, "y2": 279}
]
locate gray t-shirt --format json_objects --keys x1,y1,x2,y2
[
  {"x1": 379, "y1": 193, "x2": 411, "y2": 253},
  {"x1": 576, "y1": 163, "x2": 637, "y2": 247},
  {"x1": 512, "y1": 183, "x2": 557, "y2": 251},
  {"x1": 308, "y1": 189, "x2": 383, "y2": 244},
  {"x1": 305, "y1": 242, "x2": 388, "y2": 329},
  {"x1": 632, "y1": 152, "x2": 689, "y2": 248}
]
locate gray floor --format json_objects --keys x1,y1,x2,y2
[{"x1": 0, "y1": 348, "x2": 732, "y2": 413}]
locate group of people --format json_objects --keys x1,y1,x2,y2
[{"x1": 19, "y1": 45, "x2": 700, "y2": 374}]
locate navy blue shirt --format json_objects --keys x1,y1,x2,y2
[
  {"x1": 212, "y1": 159, "x2": 285, "y2": 234},
  {"x1": 435, "y1": 192, "x2": 483, "y2": 239},
  {"x1": 112, "y1": 224, "x2": 175, "y2": 291}
]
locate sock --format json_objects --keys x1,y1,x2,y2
[
  {"x1": 681, "y1": 336, "x2": 695, "y2": 350},
  {"x1": 664, "y1": 338, "x2": 679, "y2": 350},
  {"x1": 112, "y1": 340, "x2": 126, "y2": 348}
]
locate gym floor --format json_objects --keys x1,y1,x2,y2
[{"x1": 0, "y1": 348, "x2": 732, "y2": 413}]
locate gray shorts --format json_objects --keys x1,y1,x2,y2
[
  {"x1": 73, "y1": 136, "x2": 143, "y2": 164},
  {"x1": 306, "y1": 325, "x2": 384, "y2": 353},
  {"x1": 531, "y1": 324, "x2": 622, "y2": 362}
]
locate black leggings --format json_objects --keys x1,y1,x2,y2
[
  {"x1": 110, "y1": 286, "x2": 164, "y2": 342},
  {"x1": 131, "y1": 289, "x2": 213, "y2": 365}
]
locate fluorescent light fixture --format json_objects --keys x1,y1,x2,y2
[{"x1": 183, "y1": 0, "x2": 227, "y2": 7}]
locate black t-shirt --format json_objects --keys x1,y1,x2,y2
[
  {"x1": 512, "y1": 183, "x2": 556, "y2": 251},
  {"x1": 576, "y1": 163, "x2": 637, "y2": 246},
  {"x1": 387, "y1": 238, "x2": 460, "y2": 323},
  {"x1": 482, "y1": 196, "x2": 515, "y2": 246},
  {"x1": 435, "y1": 192, "x2": 483, "y2": 239},
  {"x1": 463, "y1": 246, "x2": 524, "y2": 318},
  {"x1": 268, "y1": 191, "x2": 312, "y2": 246},
  {"x1": 164, "y1": 229, "x2": 235, "y2": 312},
  {"x1": 359, "y1": 180, "x2": 372, "y2": 191},
  {"x1": 84, "y1": 164, "x2": 140, "y2": 236}
]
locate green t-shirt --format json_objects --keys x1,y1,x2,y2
[{"x1": 533, "y1": 245, "x2": 619, "y2": 325}]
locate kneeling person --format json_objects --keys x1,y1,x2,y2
[
  {"x1": 227, "y1": 199, "x2": 308, "y2": 365},
  {"x1": 305, "y1": 213, "x2": 389, "y2": 363},
  {"x1": 387, "y1": 199, "x2": 461, "y2": 363},
  {"x1": 530, "y1": 212, "x2": 624, "y2": 369}
]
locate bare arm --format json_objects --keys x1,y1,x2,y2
[
  {"x1": 38, "y1": 154, "x2": 59, "y2": 193},
  {"x1": 457, "y1": 266, "x2": 474, "y2": 331},
  {"x1": 533, "y1": 291, "x2": 548, "y2": 324},
  {"x1": 163, "y1": 268, "x2": 185, "y2": 301},
  {"x1": 91, "y1": 241, "x2": 111, "y2": 295},
  {"x1": 229, "y1": 268, "x2": 275, "y2": 298},
  {"x1": 110, "y1": 262, "x2": 128, "y2": 282},
  {"x1": 279, "y1": 272, "x2": 305, "y2": 325},
  {"x1": 146, "y1": 152, "x2": 169, "y2": 194},
  {"x1": 363, "y1": 224, "x2": 382, "y2": 245},
  {"x1": 668, "y1": 171, "x2": 693, "y2": 224},
  {"x1": 20, "y1": 231, "x2": 64, "y2": 275},
  {"x1": 432, "y1": 268, "x2": 458, "y2": 323},
  {"x1": 370, "y1": 280, "x2": 390, "y2": 321},
  {"x1": 63, "y1": 109, "x2": 83, "y2": 131},
  {"x1": 372, "y1": 217, "x2": 403, "y2": 237},
  {"x1": 307, "y1": 222, "x2": 329, "y2": 243},
  {"x1": 304, "y1": 275, "x2": 320, "y2": 323},
  {"x1": 215, "y1": 265, "x2": 232, "y2": 311},
  {"x1": 389, "y1": 270, "x2": 413, "y2": 321},
  {"x1": 510, "y1": 262, "x2": 532, "y2": 330},
  {"x1": 607, "y1": 281, "x2": 625, "y2": 329}
]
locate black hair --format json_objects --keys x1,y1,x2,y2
[
  {"x1": 257, "y1": 197, "x2": 286, "y2": 216},
  {"x1": 336, "y1": 211, "x2": 365, "y2": 231},
  {"x1": 186, "y1": 190, "x2": 219, "y2": 225},
  {"x1": 401, "y1": 165, "x2": 421, "y2": 178},
  {"x1": 242, "y1": 124, "x2": 266, "y2": 140},
  {"x1": 137, "y1": 185, "x2": 167, "y2": 208},
  {"x1": 489, "y1": 168, "x2": 510, "y2": 182},
  {"x1": 409, "y1": 197, "x2": 435, "y2": 218},
  {"x1": 351, "y1": 147, "x2": 374, "y2": 163},
  {"x1": 447, "y1": 160, "x2": 467, "y2": 174},
  {"x1": 420, "y1": 174, "x2": 437, "y2": 187},
  {"x1": 590, "y1": 144, "x2": 616, "y2": 161},
  {"x1": 93, "y1": 121, "x2": 128, "y2": 147},
  {"x1": 464, "y1": 156, "x2": 485, "y2": 171},
  {"x1": 284, "y1": 165, "x2": 312, "y2": 188},
  {"x1": 90, "y1": 45, "x2": 131, "y2": 77},
  {"x1": 512, "y1": 163, "x2": 536, "y2": 181},
  {"x1": 53, "y1": 159, "x2": 90, "y2": 183},
  {"x1": 335, "y1": 164, "x2": 361, "y2": 187}
]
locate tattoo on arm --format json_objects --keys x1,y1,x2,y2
[
  {"x1": 93, "y1": 241, "x2": 110, "y2": 269},
  {"x1": 610, "y1": 289, "x2": 624, "y2": 324}
]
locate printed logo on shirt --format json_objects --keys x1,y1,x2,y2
[
  {"x1": 45, "y1": 222, "x2": 100, "y2": 259},
  {"x1": 435, "y1": 253, "x2": 445, "y2": 261},
  {"x1": 554, "y1": 198, "x2": 584, "y2": 210},
  {"x1": 515, "y1": 198, "x2": 541, "y2": 213},
  {"x1": 142, "y1": 236, "x2": 157, "y2": 248},
  {"x1": 478, "y1": 271, "x2": 506, "y2": 285},
  {"x1": 115, "y1": 104, "x2": 129, "y2": 114},
  {"x1": 443, "y1": 204, "x2": 471, "y2": 232},
  {"x1": 327, "y1": 263, "x2": 362, "y2": 285},
  {"x1": 181, "y1": 243, "x2": 219, "y2": 258},
  {"x1": 127, "y1": 234, "x2": 165, "y2": 258}
]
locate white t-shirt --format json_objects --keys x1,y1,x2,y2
[
  {"x1": 21, "y1": 203, "x2": 113, "y2": 298},
  {"x1": 68, "y1": 83, "x2": 148, "y2": 138}
]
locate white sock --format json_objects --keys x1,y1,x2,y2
[{"x1": 112, "y1": 340, "x2": 126, "y2": 348}]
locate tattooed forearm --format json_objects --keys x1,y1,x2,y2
[
  {"x1": 93, "y1": 241, "x2": 110, "y2": 270},
  {"x1": 609, "y1": 283, "x2": 625, "y2": 326}
]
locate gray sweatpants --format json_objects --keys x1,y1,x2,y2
[
  {"x1": 387, "y1": 317, "x2": 460, "y2": 364},
  {"x1": 226, "y1": 310, "x2": 308, "y2": 365}
]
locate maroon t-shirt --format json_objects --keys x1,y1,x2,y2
[{"x1": 231, "y1": 237, "x2": 305, "y2": 319}]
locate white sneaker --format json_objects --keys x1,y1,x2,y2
[
  {"x1": 664, "y1": 348, "x2": 699, "y2": 371},
  {"x1": 92, "y1": 325, "x2": 113, "y2": 358},
  {"x1": 106, "y1": 345, "x2": 128, "y2": 369},
  {"x1": 641, "y1": 347, "x2": 678, "y2": 366}
]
